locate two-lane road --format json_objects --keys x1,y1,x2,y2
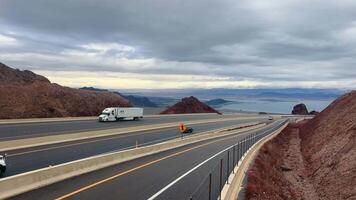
[{"x1": 10, "y1": 120, "x2": 286, "y2": 200}]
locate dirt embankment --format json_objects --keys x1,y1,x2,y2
[
  {"x1": 246, "y1": 122, "x2": 318, "y2": 200},
  {"x1": 160, "y1": 96, "x2": 221, "y2": 114},
  {"x1": 0, "y1": 62, "x2": 132, "y2": 119},
  {"x1": 246, "y1": 91, "x2": 356, "y2": 200}
]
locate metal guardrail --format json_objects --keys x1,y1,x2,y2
[{"x1": 188, "y1": 120, "x2": 288, "y2": 200}]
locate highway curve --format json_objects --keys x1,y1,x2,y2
[
  {"x1": 3, "y1": 117, "x2": 269, "y2": 177},
  {"x1": 10, "y1": 120, "x2": 286, "y2": 200}
]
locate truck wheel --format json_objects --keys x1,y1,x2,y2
[{"x1": 133, "y1": 117, "x2": 138, "y2": 121}]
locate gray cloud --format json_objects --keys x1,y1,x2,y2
[{"x1": 1, "y1": 0, "x2": 356, "y2": 88}]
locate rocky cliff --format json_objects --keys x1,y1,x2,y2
[
  {"x1": 291, "y1": 103, "x2": 309, "y2": 115},
  {"x1": 160, "y1": 96, "x2": 221, "y2": 114}
]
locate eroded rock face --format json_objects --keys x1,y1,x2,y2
[
  {"x1": 0, "y1": 63, "x2": 132, "y2": 119},
  {"x1": 160, "y1": 96, "x2": 221, "y2": 114},
  {"x1": 292, "y1": 103, "x2": 309, "y2": 115},
  {"x1": 246, "y1": 91, "x2": 356, "y2": 200},
  {"x1": 300, "y1": 91, "x2": 356, "y2": 200}
]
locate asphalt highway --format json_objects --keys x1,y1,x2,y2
[
  {"x1": 3, "y1": 117, "x2": 269, "y2": 177},
  {"x1": 10, "y1": 120, "x2": 286, "y2": 200},
  {"x1": 0, "y1": 114, "x2": 254, "y2": 141}
]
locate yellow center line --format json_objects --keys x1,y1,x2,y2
[{"x1": 55, "y1": 133, "x2": 240, "y2": 200}]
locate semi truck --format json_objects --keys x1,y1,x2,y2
[
  {"x1": 98, "y1": 107, "x2": 143, "y2": 122},
  {"x1": 0, "y1": 155, "x2": 6, "y2": 176}
]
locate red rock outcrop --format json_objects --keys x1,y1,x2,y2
[
  {"x1": 0, "y1": 62, "x2": 132, "y2": 119},
  {"x1": 160, "y1": 96, "x2": 221, "y2": 114},
  {"x1": 291, "y1": 103, "x2": 309, "y2": 115},
  {"x1": 246, "y1": 91, "x2": 356, "y2": 200},
  {"x1": 308, "y1": 110, "x2": 319, "y2": 115}
]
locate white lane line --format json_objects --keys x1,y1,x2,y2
[
  {"x1": 147, "y1": 121, "x2": 285, "y2": 200},
  {"x1": 147, "y1": 144, "x2": 234, "y2": 200}
]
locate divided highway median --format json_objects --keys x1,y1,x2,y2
[
  {"x1": 0, "y1": 116, "x2": 267, "y2": 152},
  {"x1": 0, "y1": 122, "x2": 265, "y2": 199}
]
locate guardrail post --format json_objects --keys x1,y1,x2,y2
[
  {"x1": 232, "y1": 145, "x2": 235, "y2": 173},
  {"x1": 250, "y1": 135, "x2": 252, "y2": 147},
  {"x1": 250, "y1": 134, "x2": 252, "y2": 147},
  {"x1": 238, "y1": 141, "x2": 241, "y2": 161},
  {"x1": 219, "y1": 158, "x2": 223, "y2": 198},
  {"x1": 245, "y1": 137, "x2": 247, "y2": 152},
  {"x1": 208, "y1": 173, "x2": 212, "y2": 200},
  {"x1": 242, "y1": 138, "x2": 246, "y2": 155},
  {"x1": 246, "y1": 136, "x2": 248, "y2": 150},
  {"x1": 254, "y1": 133, "x2": 256, "y2": 143},
  {"x1": 227, "y1": 150, "x2": 230, "y2": 184}
]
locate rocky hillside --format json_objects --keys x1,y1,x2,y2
[
  {"x1": 291, "y1": 103, "x2": 309, "y2": 115},
  {"x1": 299, "y1": 91, "x2": 356, "y2": 199},
  {"x1": 160, "y1": 96, "x2": 221, "y2": 114},
  {"x1": 246, "y1": 91, "x2": 356, "y2": 200},
  {"x1": 0, "y1": 63, "x2": 131, "y2": 119}
]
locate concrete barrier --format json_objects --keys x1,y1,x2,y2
[
  {"x1": 0, "y1": 122, "x2": 265, "y2": 199},
  {"x1": 0, "y1": 116, "x2": 267, "y2": 152},
  {"x1": 221, "y1": 121, "x2": 289, "y2": 200}
]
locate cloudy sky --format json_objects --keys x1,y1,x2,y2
[{"x1": 1, "y1": 0, "x2": 356, "y2": 89}]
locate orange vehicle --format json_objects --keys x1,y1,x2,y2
[{"x1": 179, "y1": 123, "x2": 193, "y2": 134}]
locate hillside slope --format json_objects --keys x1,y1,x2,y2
[
  {"x1": 160, "y1": 96, "x2": 221, "y2": 114},
  {"x1": 299, "y1": 91, "x2": 356, "y2": 199},
  {"x1": 0, "y1": 63, "x2": 131, "y2": 119},
  {"x1": 246, "y1": 91, "x2": 356, "y2": 200}
]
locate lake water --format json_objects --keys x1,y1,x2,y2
[{"x1": 219, "y1": 99, "x2": 333, "y2": 114}]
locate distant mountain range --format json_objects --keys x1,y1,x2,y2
[
  {"x1": 80, "y1": 87, "x2": 159, "y2": 107},
  {"x1": 120, "y1": 88, "x2": 345, "y2": 101},
  {"x1": 205, "y1": 98, "x2": 233, "y2": 107}
]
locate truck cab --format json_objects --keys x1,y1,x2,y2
[
  {"x1": 98, "y1": 108, "x2": 117, "y2": 122},
  {"x1": 0, "y1": 155, "x2": 6, "y2": 176}
]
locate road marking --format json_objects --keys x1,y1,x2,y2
[
  {"x1": 7, "y1": 128, "x2": 175, "y2": 157},
  {"x1": 0, "y1": 116, "x2": 246, "y2": 141},
  {"x1": 0, "y1": 113, "x2": 223, "y2": 125},
  {"x1": 0, "y1": 127, "x2": 114, "y2": 141},
  {"x1": 0, "y1": 119, "x2": 156, "y2": 140},
  {"x1": 147, "y1": 142, "x2": 236, "y2": 200},
  {"x1": 148, "y1": 121, "x2": 284, "y2": 199},
  {"x1": 6, "y1": 120, "x2": 246, "y2": 156},
  {"x1": 54, "y1": 133, "x2": 247, "y2": 200}
]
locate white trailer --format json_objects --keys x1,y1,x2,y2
[{"x1": 98, "y1": 107, "x2": 143, "y2": 122}]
